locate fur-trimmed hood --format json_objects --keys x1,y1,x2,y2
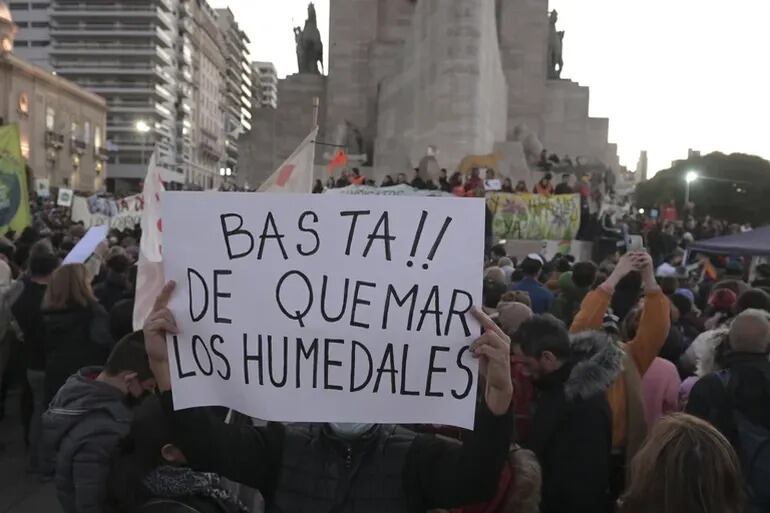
[{"x1": 564, "y1": 331, "x2": 625, "y2": 401}]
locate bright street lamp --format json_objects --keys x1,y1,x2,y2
[
  {"x1": 135, "y1": 120, "x2": 151, "y2": 165},
  {"x1": 135, "y1": 120, "x2": 151, "y2": 134},
  {"x1": 219, "y1": 167, "x2": 232, "y2": 177},
  {"x1": 685, "y1": 171, "x2": 698, "y2": 205}
]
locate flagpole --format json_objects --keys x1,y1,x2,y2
[{"x1": 312, "y1": 96, "x2": 320, "y2": 128}]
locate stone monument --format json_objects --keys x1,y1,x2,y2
[{"x1": 239, "y1": 0, "x2": 625, "y2": 190}]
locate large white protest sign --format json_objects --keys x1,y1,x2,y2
[{"x1": 163, "y1": 192, "x2": 484, "y2": 428}]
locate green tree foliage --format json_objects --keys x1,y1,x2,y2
[{"x1": 635, "y1": 152, "x2": 770, "y2": 224}]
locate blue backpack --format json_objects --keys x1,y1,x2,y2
[{"x1": 717, "y1": 369, "x2": 770, "y2": 513}]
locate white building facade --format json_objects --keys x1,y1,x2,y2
[
  {"x1": 216, "y1": 7, "x2": 252, "y2": 176},
  {"x1": 252, "y1": 61, "x2": 277, "y2": 109}
]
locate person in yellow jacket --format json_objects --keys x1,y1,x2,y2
[{"x1": 570, "y1": 251, "x2": 671, "y2": 500}]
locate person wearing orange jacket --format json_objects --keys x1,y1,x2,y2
[{"x1": 570, "y1": 251, "x2": 670, "y2": 501}]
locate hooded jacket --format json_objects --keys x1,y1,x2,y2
[
  {"x1": 42, "y1": 367, "x2": 133, "y2": 513},
  {"x1": 527, "y1": 331, "x2": 624, "y2": 513},
  {"x1": 570, "y1": 288, "x2": 670, "y2": 457}
]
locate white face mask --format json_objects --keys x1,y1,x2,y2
[{"x1": 328, "y1": 423, "x2": 375, "y2": 439}]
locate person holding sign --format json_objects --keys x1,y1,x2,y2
[{"x1": 144, "y1": 281, "x2": 513, "y2": 513}]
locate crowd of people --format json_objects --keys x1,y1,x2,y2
[
  {"x1": 314, "y1": 167, "x2": 600, "y2": 199},
  {"x1": 0, "y1": 193, "x2": 768, "y2": 513}
]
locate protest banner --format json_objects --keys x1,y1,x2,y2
[
  {"x1": 162, "y1": 192, "x2": 484, "y2": 428},
  {"x1": 326, "y1": 184, "x2": 451, "y2": 197},
  {"x1": 487, "y1": 192, "x2": 581, "y2": 241},
  {"x1": 57, "y1": 188, "x2": 74, "y2": 207},
  {"x1": 35, "y1": 178, "x2": 50, "y2": 198},
  {"x1": 71, "y1": 194, "x2": 144, "y2": 230},
  {"x1": 0, "y1": 124, "x2": 31, "y2": 234}
]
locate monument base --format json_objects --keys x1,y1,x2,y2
[{"x1": 238, "y1": 73, "x2": 327, "y2": 189}]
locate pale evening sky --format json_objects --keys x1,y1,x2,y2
[{"x1": 211, "y1": 0, "x2": 770, "y2": 175}]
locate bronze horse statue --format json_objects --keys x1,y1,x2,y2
[{"x1": 294, "y1": 3, "x2": 324, "y2": 74}]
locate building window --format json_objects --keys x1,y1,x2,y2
[
  {"x1": 94, "y1": 126, "x2": 102, "y2": 149},
  {"x1": 14, "y1": 40, "x2": 28, "y2": 47},
  {"x1": 31, "y1": 2, "x2": 49, "y2": 8},
  {"x1": 45, "y1": 106, "x2": 55, "y2": 130},
  {"x1": 9, "y1": 3, "x2": 28, "y2": 10},
  {"x1": 83, "y1": 121, "x2": 91, "y2": 147},
  {"x1": 30, "y1": 21, "x2": 49, "y2": 28},
  {"x1": 15, "y1": 21, "x2": 28, "y2": 28},
  {"x1": 20, "y1": 132, "x2": 30, "y2": 159},
  {"x1": 70, "y1": 121, "x2": 79, "y2": 141},
  {"x1": 31, "y1": 40, "x2": 49, "y2": 47}
]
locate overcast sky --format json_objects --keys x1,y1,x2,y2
[{"x1": 212, "y1": 0, "x2": 770, "y2": 175}]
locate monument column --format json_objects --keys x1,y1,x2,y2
[
  {"x1": 324, "y1": 0, "x2": 379, "y2": 155},
  {"x1": 498, "y1": 0, "x2": 550, "y2": 140}
]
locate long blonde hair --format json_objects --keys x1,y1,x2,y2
[
  {"x1": 620, "y1": 413, "x2": 744, "y2": 513},
  {"x1": 43, "y1": 263, "x2": 96, "y2": 310}
]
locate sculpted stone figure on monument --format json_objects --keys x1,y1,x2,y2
[
  {"x1": 548, "y1": 10, "x2": 564, "y2": 79},
  {"x1": 512, "y1": 124, "x2": 544, "y2": 164},
  {"x1": 294, "y1": 2, "x2": 324, "y2": 74},
  {"x1": 334, "y1": 120, "x2": 365, "y2": 157}
]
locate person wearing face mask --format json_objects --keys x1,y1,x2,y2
[
  {"x1": 143, "y1": 282, "x2": 514, "y2": 513},
  {"x1": 41, "y1": 331, "x2": 157, "y2": 513}
]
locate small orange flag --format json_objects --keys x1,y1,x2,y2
[
  {"x1": 703, "y1": 259, "x2": 718, "y2": 281},
  {"x1": 327, "y1": 149, "x2": 347, "y2": 174}
]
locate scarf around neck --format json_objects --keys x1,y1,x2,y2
[{"x1": 143, "y1": 466, "x2": 249, "y2": 513}]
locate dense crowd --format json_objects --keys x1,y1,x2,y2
[{"x1": 0, "y1": 195, "x2": 768, "y2": 513}]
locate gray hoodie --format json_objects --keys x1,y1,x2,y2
[{"x1": 42, "y1": 366, "x2": 132, "y2": 513}]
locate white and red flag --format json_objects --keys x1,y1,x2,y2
[{"x1": 258, "y1": 126, "x2": 318, "y2": 193}]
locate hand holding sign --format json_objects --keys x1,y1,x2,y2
[
  {"x1": 470, "y1": 307, "x2": 513, "y2": 416},
  {"x1": 143, "y1": 280, "x2": 178, "y2": 392}
]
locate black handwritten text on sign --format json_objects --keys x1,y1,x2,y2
[{"x1": 162, "y1": 192, "x2": 485, "y2": 429}]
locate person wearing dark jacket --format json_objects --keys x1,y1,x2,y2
[
  {"x1": 93, "y1": 254, "x2": 132, "y2": 312},
  {"x1": 12, "y1": 242, "x2": 59, "y2": 473},
  {"x1": 42, "y1": 331, "x2": 156, "y2": 513},
  {"x1": 685, "y1": 309, "x2": 770, "y2": 513},
  {"x1": 686, "y1": 308, "x2": 770, "y2": 444},
  {"x1": 42, "y1": 263, "x2": 114, "y2": 403},
  {"x1": 143, "y1": 282, "x2": 514, "y2": 513},
  {"x1": 515, "y1": 315, "x2": 622, "y2": 513}
]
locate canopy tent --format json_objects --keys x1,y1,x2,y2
[{"x1": 688, "y1": 226, "x2": 770, "y2": 257}]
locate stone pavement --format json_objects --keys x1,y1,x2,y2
[{"x1": 0, "y1": 390, "x2": 59, "y2": 513}]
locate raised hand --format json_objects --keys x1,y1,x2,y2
[
  {"x1": 143, "y1": 281, "x2": 177, "y2": 391},
  {"x1": 470, "y1": 307, "x2": 513, "y2": 416}
]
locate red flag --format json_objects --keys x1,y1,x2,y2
[{"x1": 326, "y1": 149, "x2": 347, "y2": 174}]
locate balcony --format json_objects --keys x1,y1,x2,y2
[
  {"x1": 45, "y1": 131, "x2": 65, "y2": 149},
  {"x1": 70, "y1": 138, "x2": 87, "y2": 155},
  {"x1": 50, "y1": 24, "x2": 173, "y2": 48},
  {"x1": 52, "y1": 6, "x2": 175, "y2": 30},
  {"x1": 51, "y1": 44, "x2": 173, "y2": 65},
  {"x1": 95, "y1": 146, "x2": 109, "y2": 161}
]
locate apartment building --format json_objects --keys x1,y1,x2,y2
[
  {"x1": 215, "y1": 7, "x2": 251, "y2": 175},
  {"x1": 252, "y1": 60, "x2": 277, "y2": 109},
  {"x1": 8, "y1": 0, "x2": 254, "y2": 192}
]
